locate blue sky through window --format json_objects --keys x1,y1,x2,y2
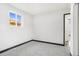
[
  {"x1": 9, "y1": 12, "x2": 16, "y2": 20},
  {"x1": 17, "y1": 15, "x2": 21, "y2": 21},
  {"x1": 9, "y1": 12, "x2": 22, "y2": 22}
]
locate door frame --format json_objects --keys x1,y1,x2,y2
[{"x1": 63, "y1": 13, "x2": 70, "y2": 46}]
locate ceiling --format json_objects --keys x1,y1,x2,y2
[{"x1": 9, "y1": 3, "x2": 70, "y2": 15}]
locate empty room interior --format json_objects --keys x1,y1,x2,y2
[{"x1": 0, "y1": 3, "x2": 79, "y2": 56}]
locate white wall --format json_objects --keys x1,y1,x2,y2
[
  {"x1": 0, "y1": 4, "x2": 33, "y2": 51},
  {"x1": 33, "y1": 9, "x2": 70, "y2": 44},
  {"x1": 78, "y1": 4, "x2": 79, "y2": 56},
  {"x1": 70, "y1": 3, "x2": 78, "y2": 56}
]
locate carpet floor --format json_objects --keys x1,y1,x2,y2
[{"x1": 0, "y1": 41, "x2": 70, "y2": 56}]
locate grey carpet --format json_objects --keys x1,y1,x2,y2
[{"x1": 0, "y1": 41, "x2": 70, "y2": 56}]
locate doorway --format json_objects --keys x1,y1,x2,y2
[{"x1": 64, "y1": 13, "x2": 71, "y2": 51}]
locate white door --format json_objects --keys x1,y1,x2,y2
[{"x1": 65, "y1": 14, "x2": 71, "y2": 51}]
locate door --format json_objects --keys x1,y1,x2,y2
[{"x1": 64, "y1": 13, "x2": 71, "y2": 51}]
